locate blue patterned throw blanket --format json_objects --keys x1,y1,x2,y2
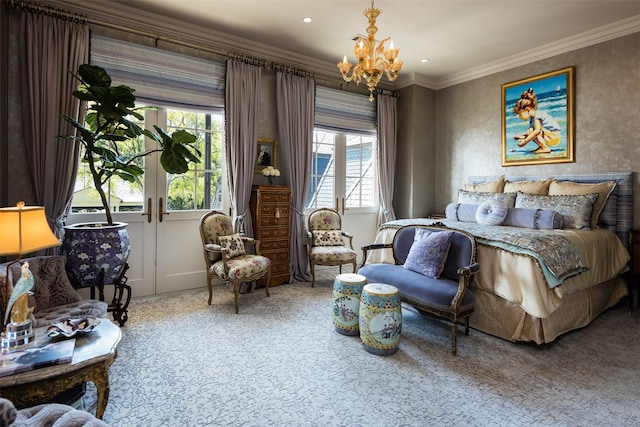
[{"x1": 380, "y1": 219, "x2": 588, "y2": 288}]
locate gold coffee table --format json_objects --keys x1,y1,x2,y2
[{"x1": 0, "y1": 319, "x2": 121, "y2": 419}]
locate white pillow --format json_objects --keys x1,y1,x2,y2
[{"x1": 475, "y1": 199, "x2": 508, "y2": 225}]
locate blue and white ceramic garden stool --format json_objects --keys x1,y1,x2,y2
[
  {"x1": 332, "y1": 273, "x2": 367, "y2": 336},
  {"x1": 359, "y1": 283, "x2": 402, "y2": 355}
]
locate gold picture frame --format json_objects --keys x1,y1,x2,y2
[
  {"x1": 255, "y1": 138, "x2": 277, "y2": 173},
  {"x1": 501, "y1": 67, "x2": 575, "y2": 166}
]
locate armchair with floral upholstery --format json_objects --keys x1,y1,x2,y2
[
  {"x1": 199, "y1": 211, "x2": 271, "y2": 314},
  {"x1": 306, "y1": 208, "x2": 357, "y2": 287}
]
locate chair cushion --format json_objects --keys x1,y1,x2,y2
[
  {"x1": 212, "y1": 255, "x2": 270, "y2": 280},
  {"x1": 358, "y1": 264, "x2": 475, "y2": 313},
  {"x1": 403, "y1": 229, "x2": 453, "y2": 279},
  {"x1": 309, "y1": 246, "x2": 356, "y2": 263},
  {"x1": 312, "y1": 230, "x2": 344, "y2": 246},
  {"x1": 217, "y1": 234, "x2": 246, "y2": 258}
]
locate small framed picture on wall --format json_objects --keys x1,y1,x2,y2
[{"x1": 255, "y1": 138, "x2": 276, "y2": 172}]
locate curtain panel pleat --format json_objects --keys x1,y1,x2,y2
[
  {"x1": 19, "y1": 12, "x2": 89, "y2": 248},
  {"x1": 315, "y1": 86, "x2": 376, "y2": 135},
  {"x1": 276, "y1": 72, "x2": 315, "y2": 283},
  {"x1": 91, "y1": 35, "x2": 225, "y2": 109},
  {"x1": 376, "y1": 94, "x2": 398, "y2": 226},
  {"x1": 224, "y1": 59, "x2": 261, "y2": 293}
]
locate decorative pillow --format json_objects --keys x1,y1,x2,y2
[
  {"x1": 445, "y1": 203, "x2": 478, "y2": 222},
  {"x1": 217, "y1": 234, "x2": 246, "y2": 258},
  {"x1": 548, "y1": 180, "x2": 616, "y2": 228},
  {"x1": 515, "y1": 192, "x2": 598, "y2": 230},
  {"x1": 457, "y1": 190, "x2": 516, "y2": 208},
  {"x1": 475, "y1": 199, "x2": 508, "y2": 225},
  {"x1": 403, "y1": 229, "x2": 454, "y2": 279},
  {"x1": 503, "y1": 208, "x2": 564, "y2": 229},
  {"x1": 312, "y1": 230, "x2": 344, "y2": 246},
  {"x1": 503, "y1": 178, "x2": 553, "y2": 195},
  {"x1": 464, "y1": 175, "x2": 505, "y2": 193}
]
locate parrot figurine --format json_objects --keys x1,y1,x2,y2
[{"x1": 3, "y1": 261, "x2": 35, "y2": 326}]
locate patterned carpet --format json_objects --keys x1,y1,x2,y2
[{"x1": 83, "y1": 267, "x2": 640, "y2": 426}]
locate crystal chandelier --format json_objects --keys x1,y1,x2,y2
[{"x1": 337, "y1": 0, "x2": 403, "y2": 101}]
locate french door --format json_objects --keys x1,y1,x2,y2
[
  {"x1": 68, "y1": 108, "x2": 227, "y2": 297},
  {"x1": 306, "y1": 129, "x2": 379, "y2": 262}
]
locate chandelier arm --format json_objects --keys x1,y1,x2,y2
[{"x1": 375, "y1": 36, "x2": 391, "y2": 56}]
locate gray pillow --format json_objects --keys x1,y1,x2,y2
[
  {"x1": 445, "y1": 203, "x2": 478, "y2": 222},
  {"x1": 503, "y1": 208, "x2": 564, "y2": 230},
  {"x1": 445, "y1": 203, "x2": 563, "y2": 229}
]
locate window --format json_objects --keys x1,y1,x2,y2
[
  {"x1": 165, "y1": 109, "x2": 226, "y2": 211},
  {"x1": 306, "y1": 128, "x2": 376, "y2": 211},
  {"x1": 71, "y1": 107, "x2": 227, "y2": 213}
]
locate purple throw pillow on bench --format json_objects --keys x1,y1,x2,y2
[{"x1": 403, "y1": 229, "x2": 454, "y2": 279}]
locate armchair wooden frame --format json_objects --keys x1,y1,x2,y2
[
  {"x1": 306, "y1": 208, "x2": 357, "y2": 287},
  {"x1": 199, "y1": 211, "x2": 271, "y2": 314}
]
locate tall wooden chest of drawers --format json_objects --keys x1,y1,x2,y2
[{"x1": 250, "y1": 185, "x2": 291, "y2": 287}]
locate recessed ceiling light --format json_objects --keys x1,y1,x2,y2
[
  {"x1": 421, "y1": 58, "x2": 430, "y2": 63},
  {"x1": 303, "y1": 17, "x2": 312, "y2": 23}
]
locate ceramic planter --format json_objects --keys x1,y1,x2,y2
[{"x1": 62, "y1": 222, "x2": 131, "y2": 289}]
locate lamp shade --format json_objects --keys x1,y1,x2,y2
[{"x1": 0, "y1": 202, "x2": 61, "y2": 256}]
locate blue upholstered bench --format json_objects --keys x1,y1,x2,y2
[{"x1": 358, "y1": 224, "x2": 479, "y2": 355}]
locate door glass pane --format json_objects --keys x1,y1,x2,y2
[
  {"x1": 306, "y1": 130, "x2": 335, "y2": 209},
  {"x1": 71, "y1": 112, "x2": 145, "y2": 213},
  {"x1": 165, "y1": 109, "x2": 225, "y2": 211},
  {"x1": 345, "y1": 134, "x2": 375, "y2": 208}
]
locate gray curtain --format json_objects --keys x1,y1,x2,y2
[
  {"x1": 376, "y1": 94, "x2": 398, "y2": 226},
  {"x1": 225, "y1": 59, "x2": 261, "y2": 236},
  {"x1": 225, "y1": 59, "x2": 261, "y2": 292},
  {"x1": 276, "y1": 72, "x2": 315, "y2": 283},
  {"x1": 19, "y1": 12, "x2": 89, "y2": 244}
]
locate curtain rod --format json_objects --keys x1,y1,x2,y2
[{"x1": 7, "y1": 0, "x2": 383, "y2": 97}]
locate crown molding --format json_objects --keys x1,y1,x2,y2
[
  {"x1": 431, "y1": 14, "x2": 640, "y2": 90},
  {"x1": 48, "y1": 0, "x2": 347, "y2": 83},
  {"x1": 43, "y1": 2, "x2": 640, "y2": 92}
]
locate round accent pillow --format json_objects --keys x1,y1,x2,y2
[{"x1": 475, "y1": 199, "x2": 508, "y2": 225}]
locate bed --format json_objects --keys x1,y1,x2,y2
[{"x1": 365, "y1": 173, "x2": 633, "y2": 344}]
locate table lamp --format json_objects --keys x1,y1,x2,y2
[{"x1": 0, "y1": 202, "x2": 61, "y2": 350}]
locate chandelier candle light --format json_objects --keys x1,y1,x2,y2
[{"x1": 337, "y1": 0, "x2": 403, "y2": 101}]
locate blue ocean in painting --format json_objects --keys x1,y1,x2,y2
[{"x1": 505, "y1": 73, "x2": 568, "y2": 162}]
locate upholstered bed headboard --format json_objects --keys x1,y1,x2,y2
[{"x1": 468, "y1": 173, "x2": 633, "y2": 248}]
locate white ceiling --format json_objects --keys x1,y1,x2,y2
[{"x1": 51, "y1": 0, "x2": 640, "y2": 89}]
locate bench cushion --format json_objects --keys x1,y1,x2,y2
[{"x1": 358, "y1": 264, "x2": 475, "y2": 313}]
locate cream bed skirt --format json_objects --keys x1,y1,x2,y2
[{"x1": 365, "y1": 225, "x2": 629, "y2": 344}]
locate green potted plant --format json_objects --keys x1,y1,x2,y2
[{"x1": 59, "y1": 64, "x2": 200, "y2": 291}]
